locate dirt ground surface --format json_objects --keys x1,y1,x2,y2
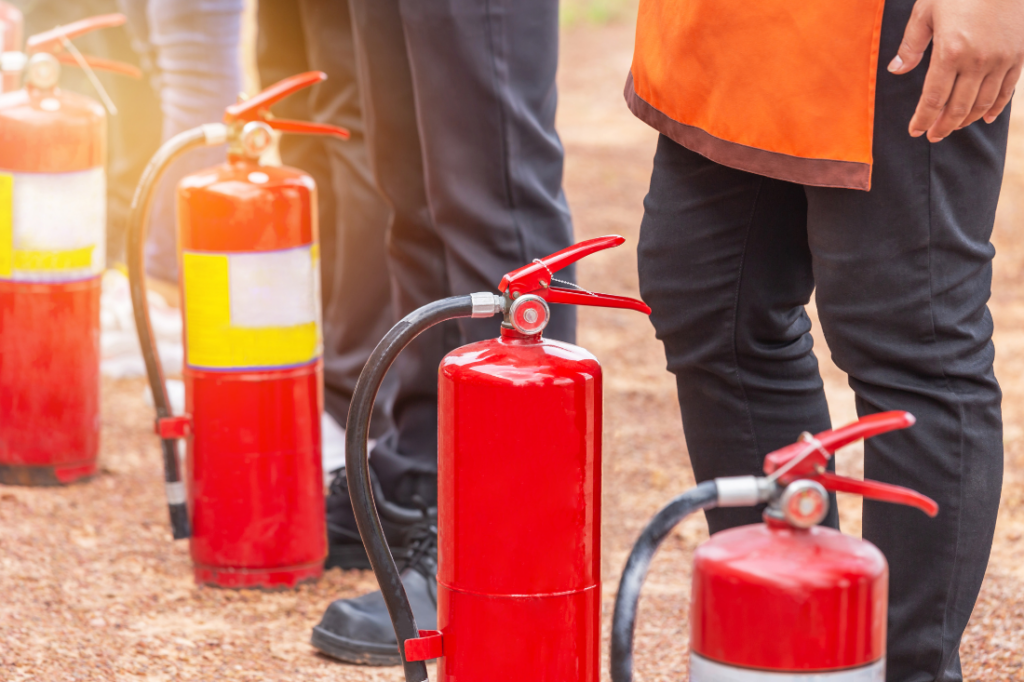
[{"x1": 3, "y1": 17, "x2": 1024, "y2": 682}]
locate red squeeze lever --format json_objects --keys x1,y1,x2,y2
[
  {"x1": 499, "y1": 235, "x2": 652, "y2": 314},
  {"x1": 763, "y1": 411, "x2": 939, "y2": 517},
  {"x1": 26, "y1": 14, "x2": 142, "y2": 79},
  {"x1": 224, "y1": 70, "x2": 350, "y2": 140}
]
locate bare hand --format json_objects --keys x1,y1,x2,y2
[{"x1": 888, "y1": 0, "x2": 1024, "y2": 142}]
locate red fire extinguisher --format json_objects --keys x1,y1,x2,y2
[
  {"x1": 0, "y1": 1, "x2": 23, "y2": 93},
  {"x1": 345, "y1": 235, "x2": 651, "y2": 682},
  {"x1": 127, "y1": 71, "x2": 349, "y2": 589},
  {"x1": 611, "y1": 411, "x2": 939, "y2": 681},
  {"x1": 0, "y1": 15, "x2": 141, "y2": 486}
]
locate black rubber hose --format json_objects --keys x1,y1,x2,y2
[
  {"x1": 126, "y1": 125, "x2": 217, "y2": 540},
  {"x1": 611, "y1": 480, "x2": 720, "y2": 682},
  {"x1": 346, "y1": 295, "x2": 477, "y2": 682}
]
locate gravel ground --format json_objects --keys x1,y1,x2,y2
[{"x1": 3, "y1": 18, "x2": 1024, "y2": 682}]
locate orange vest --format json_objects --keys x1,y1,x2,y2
[{"x1": 627, "y1": 0, "x2": 886, "y2": 190}]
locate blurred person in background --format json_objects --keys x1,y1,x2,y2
[
  {"x1": 116, "y1": 0, "x2": 243, "y2": 284},
  {"x1": 255, "y1": 0, "x2": 396, "y2": 570},
  {"x1": 310, "y1": 0, "x2": 578, "y2": 665}
]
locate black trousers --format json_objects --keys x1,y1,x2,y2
[
  {"x1": 349, "y1": 0, "x2": 577, "y2": 504},
  {"x1": 256, "y1": 0, "x2": 394, "y2": 438},
  {"x1": 637, "y1": 3, "x2": 1008, "y2": 681}
]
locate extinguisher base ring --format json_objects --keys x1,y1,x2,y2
[{"x1": 0, "y1": 461, "x2": 97, "y2": 486}]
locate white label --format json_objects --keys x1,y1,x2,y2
[
  {"x1": 228, "y1": 246, "x2": 318, "y2": 328},
  {"x1": 690, "y1": 655, "x2": 885, "y2": 682},
  {"x1": 2, "y1": 167, "x2": 106, "y2": 282}
]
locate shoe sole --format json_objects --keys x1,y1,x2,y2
[{"x1": 311, "y1": 625, "x2": 401, "y2": 666}]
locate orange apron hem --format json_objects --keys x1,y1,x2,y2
[{"x1": 625, "y1": 72, "x2": 871, "y2": 191}]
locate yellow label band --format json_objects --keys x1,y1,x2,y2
[
  {"x1": 13, "y1": 246, "x2": 94, "y2": 272},
  {"x1": 183, "y1": 247, "x2": 322, "y2": 370},
  {"x1": 0, "y1": 174, "x2": 12, "y2": 279},
  {"x1": 0, "y1": 169, "x2": 106, "y2": 281}
]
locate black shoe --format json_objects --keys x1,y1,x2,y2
[
  {"x1": 312, "y1": 521, "x2": 438, "y2": 665},
  {"x1": 324, "y1": 467, "x2": 436, "y2": 570}
]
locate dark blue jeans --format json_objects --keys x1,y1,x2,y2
[
  {"x1": 637, "y1": 3, "x2": 1007, "y2": 680},
  {"x1": 119, "y1": 0, "x2": 243, "y2": 281}
]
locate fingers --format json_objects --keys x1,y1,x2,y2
[
  {"x1": 927, "y1": 71, "x2": 985, "y2": 140},
  {"x1": 984, "y1": 63, "x2": 1021, "y2": 123},
  {"x1": 908, "y1": 58, "x2": 957, "y2": 138},
  {"x1": 960, "y1": 72, "x2": 1006, "y2": 128},
  {"x1": 889, "y1": 0, "x2": 934, "y2": 74}
]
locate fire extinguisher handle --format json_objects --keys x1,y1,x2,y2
[
  {"x1": 763, "y1": 411, "x2": 916, "y2": 479},
  {"x1": 498, "y1": 234, "x2": 652, "y2": 315},
  {"x1": 26, "y1": 13, "x2": 126, "y2": 52},
  {"x1": 23, "y1": 13, "x2": 142, "y2": 79},
  {"x1": 264, "y1": 117, "x2": 350, "y2": 140},
  {"x1": 225, "y1": 71, "x2": 326, "y2": 123},
  {"x1": 816, "y1": 472, "x2": 939, "y2": 517},
  {"x1": 222, "y1": 71, "x2": 351, "y2": 140},
  {"x1": 52, "y1": 52, "x2": 142, "y2": 79}
]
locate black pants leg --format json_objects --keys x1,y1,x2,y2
[
  {"x1": 638, "y1": 141, "x2": 838, "y2": 534},
  {"x1": 256, "y1": 0, "x2": 394, "y2": 437},
  {"x1": 638, "y1": 12, "x2": 1007, "y2": 676},
  {"x1": 349, "y1": 0, "x2": 576, "y2": 504}
]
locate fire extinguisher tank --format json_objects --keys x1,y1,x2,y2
[
  {"x1": 437, "y1": 327, "x2": 602, "y2": 682},
  {"x1": 0, "y1": 53, "x2": 109, "y2": 485},
  {"x1": 177, "y1": 160, "x2": 325, "y2": 588},
  {"x1": 691, "y1": 523, "x2": 888, "y2": 675}
]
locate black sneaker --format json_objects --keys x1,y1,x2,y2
[
  {"x1": 324, "y1": 467, "x2": 436, "y2": 570},
  {"x1": 312, "y1": 520, "x2": 438, "y2": 665}
]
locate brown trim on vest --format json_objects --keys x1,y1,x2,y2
[{"x1": 625, "y1": 73, "x2": 871, "y2": 191}]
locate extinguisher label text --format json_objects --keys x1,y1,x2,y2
[
  {"x1": 0, "y1": 168, "x2": 106, "y2": 282},
  {"x1": 181, "y1": 244, "x2": 322, "y2": 370}
]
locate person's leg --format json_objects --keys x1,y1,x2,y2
[
  {"x1": 356, "y1": 0, "x2": 578, "y2": 503},
  {"x1": 637, "y1": 134, "x2": 837, "y2": 533},
  {"x1": 349, "y1": 0, "x2": 450, "y2": 506},
  {"x1": 295, "y1": 0, "x2": 394, "y2": 438},
  {"x1": 806, "y1": 3, "x2": 1007, "y2": 680},
  {"x1": 143, "y1": 0, "x2": 243, "y2": 281},
  {"x1": 397, "y1": 0, "x2": 576, "y2": 346}
]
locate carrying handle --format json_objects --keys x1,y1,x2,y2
[
  {"x1": 498, "y1": 235, "x2": 652, "y2": 314},
  {"x1": 223, "y1": 70, "x2": 349, "y2": 139},
  {"x1": 817, "y1": 472, "x2": 938, "y2": 517},
  {"x1": 25, "y1": 13, "x2": 141, "y2": 78},
  {"x1": 762, "y1": 411, "x2": 938, "y2": 517},
  {"x1": 763, "y1": 411, "x2": 916, "y2": 478}
]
